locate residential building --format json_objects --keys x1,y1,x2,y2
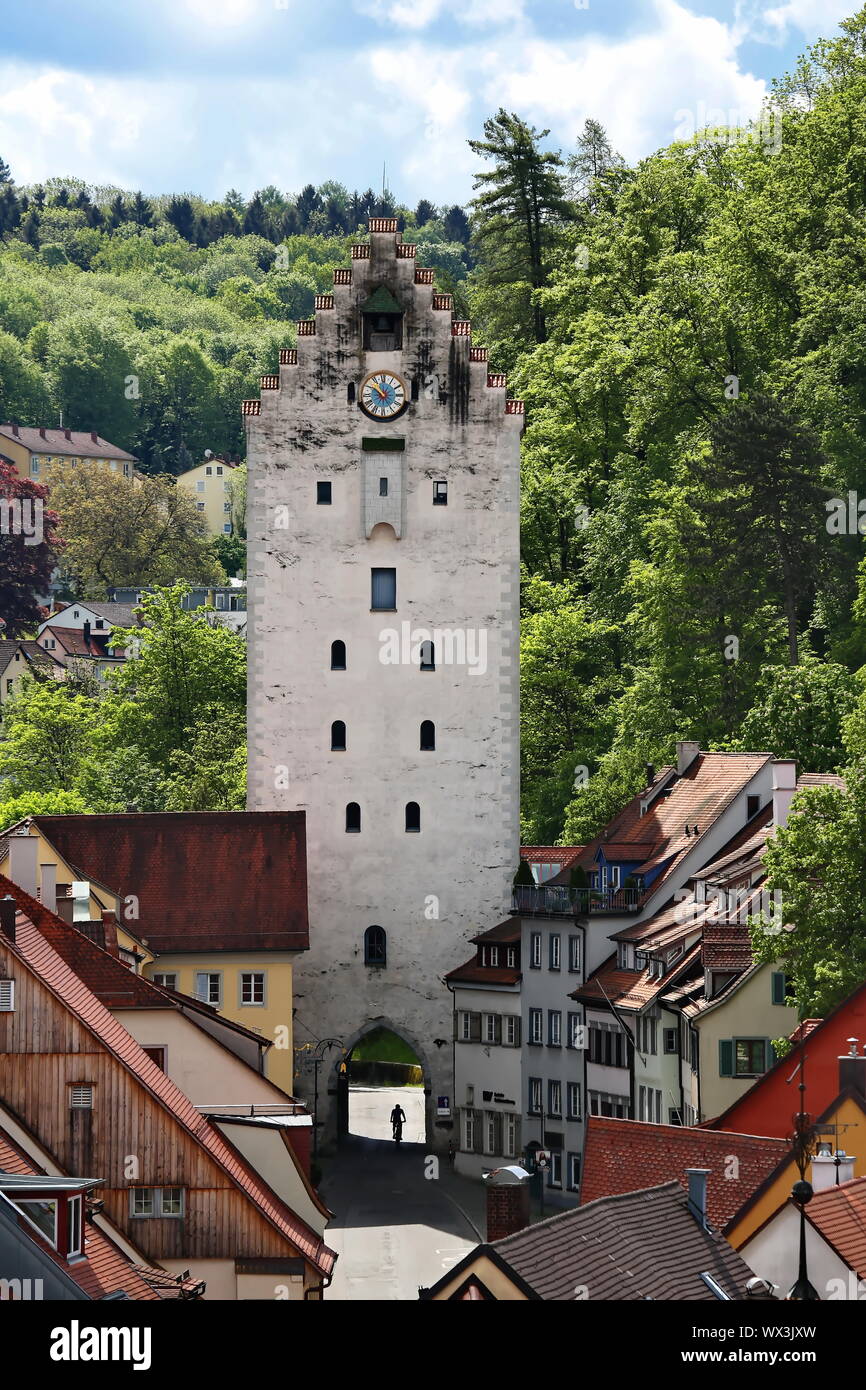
[
  {"x1": 419, "y1": 1178, "x2": 766, "y2": 1300},
  {"x1": 177, "y1": 455, "x2": 240, "y2": 537},
  {"x1": 740, "y1": 1172, "x2": 866, "y2": 1300},
  {"x1": 245, "y1": 218, "x2": 523, "y2": 1147},
  {"x1": 0, "y1": 889, "x2": 337, "y2": 1297},
  {"x1": 0, "y1": 637, "x2": 65, "y2": 705},
  {"x1": 0, "y1": 1121, "x2": 202, "y2": 1301},
  {"x1": 446, "y1": 921, "x2": 523, "y2": 1179},
  {"x1": 0, "y1": 812, "x2": 311, "y2": 1094},
  {"x1": 0, "y1": 424, "x2": 137, "y2": 481},
  {"x1": 36, "y1": 600, "x2": 138, "y2": 678}
]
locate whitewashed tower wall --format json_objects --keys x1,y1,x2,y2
[{"x1": 245, "y1": 220, "x2": 522, "y2": 1146}]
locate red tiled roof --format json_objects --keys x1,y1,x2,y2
[
  {"x1": 0, "y1": 1127, "x2": 159, "y2": 1301},
  {"x1": 702, "y1": 923, "x2": 754, "y2": 972},
  {"x1": 32, "y1": 812, "x2": 310, "y2": 952},
  {"x1": 805, "y1": 1177, "x2": 866, "y2": 1278},
  {"x1": 0, "y1": 424, "x2": 137, "y2": 461},
  {"x1": 520, "y1": 846, "x2": 584, "y2": 866},
  {"x1": 580, "y1": 1116, "x2": 789, "y2": 1229},
  {"x1": 0, "y1": 873, "x2": 276, "y2": 1052},
  {"x1": 40, "y1": 627, "x2": 118, "y2": 659},
  {"x1": 471, "y1": 919, "x2": 520, "y2": 945},
  {"x1": 4, "y1": 908, "x2": 336, "y2": 1277}
]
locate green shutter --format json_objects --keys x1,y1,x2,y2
[
  {"x1": 719, "y1": 1039, "x2": 734, "y2": 1077},
  {"x1": 766, "y1": 1039, "x2": 777, "y2": 1069},
  {"x1": 771, "y1": 972, "x2": 786, "y2": 1005}
]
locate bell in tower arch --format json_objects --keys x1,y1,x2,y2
[{"x1": 362, "y1": 285, "x2": 404, "y2": 351}]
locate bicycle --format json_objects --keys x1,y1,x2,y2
[{"x1": 392, "y1": 1119, "x2": 403, "y2": 1145}]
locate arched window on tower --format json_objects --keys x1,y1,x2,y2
[
  {"x1": 364, "y1": 925, "x2": 386, "y2": 966},
  {"x1": 331, "y1": 720, "x2": 346, "y2": 751},
  {"x1": 346, "y1": 802, "x2": 361, "y2": 833},
  {"x1": 419, "y1": 640, "x2": 435, "y2": 671},
  {"x1": 347, "y1": 382, "x2": 356, "y2": 404},
  {"x1": 405, "y1": 802, "x2": 421, "y2": 833},
  {"x1": 331, "y1": 640, "x2": 346, "y2": 670},
  {"x1": 420, "y1": 720, "x2": 435, "y2": 750}
]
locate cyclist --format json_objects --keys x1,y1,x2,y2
[{"x1": 390, "y1": 1101, "x2": 406, "y2": 1143}]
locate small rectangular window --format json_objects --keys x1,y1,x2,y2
[
  {"x1": 241, "y1": 972, "x2": 265, "y2": 1005},
  {"x1": 567, "y1": 1082, "x2": 581, "y2": 1120},
  {"x1": 379, "y1": 477, "x2": 388, "y2": 496},
  {"x1": 205, "y1": 466, "x2": 212, "y2": 476},
  {"x1": 529, "y1": 1009, "x2": 543, "y2": 1044},
  {"x1": 548, "y1": 1011, "x2": 561, "y2": 1047},
  {"x1": 142, "y1": 1046, "x2": 166, "y2": 1070},
  {"x1": 131, "y1": 1188, "x2": 155, "y2": 1217},
  {"x1": 549, "y1": 934, "x2": 561, "y2": 970},
  {"x1": 153, "y1": 973, "x2": 177, "y2": 990},
  {"x1": 317, "y1": 481, "x2": 332, "y2": 504},
  {"x1": 530, "y1": 933, "x2": 541, "y2": 969},
  {"x1": 195, "y1": 972, "x2": 222, "y2": 1006},
  {"x1": 433, "y1": 481, "x2": 448, "y2": 506},
  {"x1": 529, "y1": 1078, "x2": 542, "y2": 1113},
  {"x1": 67, "y1": 1194, "x2": 82, "y2": 1257},
  {"x1": 196, "y1": 480, "x2": 205, "y2": 492},
  {"x1": 567, "y1": 1153, "x2": 581, "y2": 1191},
  {"x1": 371, "y1": 567, "x2": 396, "y2": 610}
]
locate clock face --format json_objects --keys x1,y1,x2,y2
[{"x1": 359, "y1": 371, "x2": 407, "y2": 421}]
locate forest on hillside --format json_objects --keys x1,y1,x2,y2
[{"x1": 5, "y1": 8, "x2": 866, "y2": 958}]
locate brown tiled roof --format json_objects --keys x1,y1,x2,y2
[
  {"x1": 804, "y1": 1177, "x2": 866, "y2": 1278},
  {"x1": 31, "y1": 812, "x2": 310, "y2": 953},
  {"x1": 580, "y1": 1116, "x2": 788, "y2": 1229},
  {"x1": 798, "y1": 773, "x2": 846, "y2": 790},
  {"x1": 0, "y1": 1126, "x2": 160, "y2": 1301},
  {"x1": 569, "y1": 753, "x2": 772, "y2": 900},
  {"x1": 471, "y1": 919, "x2": 521, "y2": 944},
  {"x1": 0, "y1": 639, "x2": 64, "y2": 678},
  {"x1": 570, "y1": 945, "x2": 701, "y2": 1011},
  {"x1": 0, "y1": 424, "x2": 137, "y2": 461},
  {"x1": 445, "y1": 962, "x2": 521, "y2": 986},
  {"x1": 5, "y1": 907, "x2": 336, "y2": 1276},
  {"x1": 488, "y1": 1181, "x2": 759, "y2": 1300},
  {"x1": 702, "y1": 922, "x2": 754, "y2": 972}
]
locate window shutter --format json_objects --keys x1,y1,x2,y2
[
  {"x1": 473, "y1": 1111, "x2": 484, "y2": 1153},
  {"x1": 0, "y1": 980, "x2": 14, "y2": 1011},
  {"x1": 469, "y1": 1012, "x2": 482, "y2": 1042},
  {"x1": 766, "y1": 1039, "x2": 776, "y2": 1069},
  {"x1": 719, "y1": 1039, "x2": 734, "y2": 1077},
  {"x1": 771, "y1": 971, "x2": 785, "y2": 1005},
  {"x1": 493, "y1": 1015, "x2": 502, "y2": 1045},
  {"x1": 513, "y1": 1016, "x2": 521, "y2": 1047}
]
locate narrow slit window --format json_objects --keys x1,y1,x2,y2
[
  {"x1": 419, "y1": 640, "x2": 435, "y2": 671},
  {"x1": 346, "y1": 802, "x2": 361, "y2": 833},
  {"x1": 411, "y1": 377, "x2": 419, "y2": 402},
  {"x1": 365, "y1": 925, "x2": 386, "y2": 966},
  {"x1": 433, "y1": 481, "x2": 448, "y2": 506},
  {"x1": 379, "y1": 477, "x2": 388, "y2": 496},
  {"x1": 331, "y1": 720, "x2": 346, "y2": 750},
  {"x1": 331, "y1": 639, "x2": 346, "y2": 670},
  {"x1": 420, "y1": 720, "x2": 435, "y2": 750},
  {"x1": 347, "y1": 382, "x2": 356, "y2": 403},
  {"x1": 405, "y1": 801, "x2": 421, "y2": 833}
]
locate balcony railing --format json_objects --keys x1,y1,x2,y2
[{"x1": 511, "y1": 884, "x2": 641, "y2": 916}]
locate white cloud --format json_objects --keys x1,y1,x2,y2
[
  {"x1": 356, "y1": 0, "x2": 524, "y2": 30},
  {"x1": 736, "y1": 0, "x2": 852, "y2": 44}
]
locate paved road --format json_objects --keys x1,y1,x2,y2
[{"x1": 321, "y1": 1086, "x2": 480, "y2": 1301}]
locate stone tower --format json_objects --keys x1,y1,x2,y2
[{"x1": 244, "y1": 219, "x2": 522, "y2": 1147}]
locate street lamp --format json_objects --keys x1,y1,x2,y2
[{"x1": 298, "y1": 1037, "x2": 343, "y2": 1162}]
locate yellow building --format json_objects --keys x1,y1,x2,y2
[
  {"x1": 0, "y1": 424, "x2": 137, "y2": 481},
  {"x1": 0, "y1": 639, "x2": 65, "y2": 706},
  {"x1": 0, "y1": 812, "x2": 309, "y2": 1095},
  {"x1": 177, "y1": 457, "x2": 240, "y2": 538}
]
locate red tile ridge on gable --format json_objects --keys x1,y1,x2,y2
[{"x1": 1, "y1": 906, "x2": 336, "y2": 1277}]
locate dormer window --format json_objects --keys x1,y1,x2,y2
[{"x1": 362, "y1": 286, "x2": 403, "y2": 351}]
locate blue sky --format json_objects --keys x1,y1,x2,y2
[{"x1": 0, "y1": 0, "x2": 855, "y2": 206}]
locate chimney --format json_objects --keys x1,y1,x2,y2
[
  {"x1": 39, "y1": 862, "x2": 57, "y2": 914},
  {"x1": 101, "y1": 910, "x2": 120, "y2": 959},
  {"x1": 90, "y1": 431, "x2": 98, "y2": 443},
  {"x1": 676, "y1": 741, "x2": 701, "y2": 775},
  {"x1": 83, "y1": 619, "x2": 91, "y2": 646},
  {"x1": 811, "y1": 1150, "x2": 855, "y2": 1191},
  {"x1": 685, "y1": 1168, "x2": 711, "y2": 1229},
  {"x1": 645, "y1": 763, "x2": 655, "y2": 786},
  {"x1": 772, "y1": 760, "x2": 798, "y2": 829},
  {"x1": 39, "y1": 428, "x2": 46, "y2": 439},
  {"x1": 11, "y1": 424, "x2": 19, "y2": 437},
  {"x1": 8, "y1": 833, "x2": 38, "y2": 898},
  {"x1": 63, "y1": 428, "x2": 72, "y2": 441},
  {"x1": 839, "y1": 1038, "x2": 866, "y2": 1099},
  {"x1": 485, "y1": 1166, "x2": 531, "y2": 1241},
  {"x1": 0, "y1": 895, "x2": 16, "y2": 942}
]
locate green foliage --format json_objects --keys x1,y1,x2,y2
[
  {"x1": 513, "y1": 859, "x2": 534, "y2": 886},
  {"x1": 0, "y1": 788, "x2": 89, "y2": 831}
]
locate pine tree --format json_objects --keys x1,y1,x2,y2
[
  {"x1": 295, "y1": 184, "x2": 321, "y2": 230},
  {"x1": 414, "y1": 199, "x2": 436, "y2": 227},
  {"x1": 242, "y1": 193, "x2": 269, "y2": 238},
  {"x1": 469, "y1": 109, "x2": 570, "y2": 347},
  {"x1": 442, "y1": 204, "x2": 470, "y2": 244},
  {"x1": 130, "y1": 191, "x2": 154, "y2": 228},
  {"x1": 0, "y1": 155, "x2": 12, "y2": 185},
  {"x1": 107, "y1": 193, "x2": 127, "y2": 229},
  {"x1": 165, "y1": 195, "x2": 196, "y2": 241},
  {"x1": 567, "y1": 118, "x2": 624, "y2": 203}
]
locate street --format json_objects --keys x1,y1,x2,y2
[{"x1": 320, "y1": 1086, "x2": 481, "y2": 1300}]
